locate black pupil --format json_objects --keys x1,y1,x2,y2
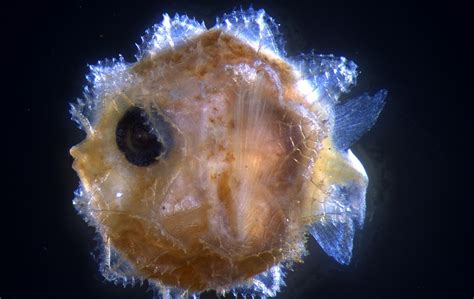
[{"x1": 116, "y1": 107, "x2": 163, "y2": 166}]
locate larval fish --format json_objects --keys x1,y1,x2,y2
[{"x1": 70, "y1": 8, "x2": 386, "y2": 298}]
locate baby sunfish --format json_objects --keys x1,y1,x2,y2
[{"x1": 70, "y1": 8, "x2": 386, "y2": 298}]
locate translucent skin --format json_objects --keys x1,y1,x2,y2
[{"x1": 70, "y1": 30, "x2": 360, "y2": 291}]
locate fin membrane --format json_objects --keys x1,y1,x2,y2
[
  {"x1": 310, "y1": 218, "x2": 355, "y2": 265},
  {"x1": 333, "y1": 89, "x2": 387, "y2": 150},
  {"x1": 310, "y1": 181, "x2": 367, "y2": 265}
]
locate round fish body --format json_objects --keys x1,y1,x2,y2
[{"x1": 70, "y1": 8, "x2": 386, "y2": 298}]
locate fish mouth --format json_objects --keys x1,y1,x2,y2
[
  {"x1": 70, "y1": 139, "x2": 111, "y2": 194},
  {"x1": 70, "y1": 143, "x2": 91, "y2": 191}
]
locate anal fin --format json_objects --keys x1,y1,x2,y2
[{"x1": 310, "y1": 179, "x2": 367, "y2": 265}]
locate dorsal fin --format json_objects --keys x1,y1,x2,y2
[{"x1": 333, "y1": 89, "x2": 387, "y2": 150}]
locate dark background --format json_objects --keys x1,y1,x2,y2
[{"x1": 18, "y1": 0, "x2": 473, "y2": 298}]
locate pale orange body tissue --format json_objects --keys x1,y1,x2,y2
[{"x1": 70, "y1": 9, "x2": 386, "y2": 298}]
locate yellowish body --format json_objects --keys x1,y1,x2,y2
[{"x1": 71, "y1": 29, "x2": 366, "y2": 292}]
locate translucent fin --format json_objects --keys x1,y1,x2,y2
[
  {"x1": 333, "y1": 89, "x2": 387, "y2": 150},
  {"x1": 310, "y1": 216, "x2": 355, "y2": 265},
  {"x1": 230, "y1": 265, "x2": 285, "y2": 299},
  {"x1": 310, "y1": 158, "x2": 368, "y2": 265}
]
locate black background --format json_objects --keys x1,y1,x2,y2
[{"x1": 18, "y1": 0, "x2": 473, "y2": 298}]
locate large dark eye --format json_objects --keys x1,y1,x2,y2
[{"x1": 116, "y1": 107, "x2": 164, "y2": 166}]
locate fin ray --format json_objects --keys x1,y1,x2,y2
[
  {"x1": 310, "y1": 179, "x2": 367, "y2": 265},
  {"x1": 333, "y1": 89, "x2": 387, "y2": 150},
  {"x1": 310, "y1": 217, "x2": 355, "y2": 265}
]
